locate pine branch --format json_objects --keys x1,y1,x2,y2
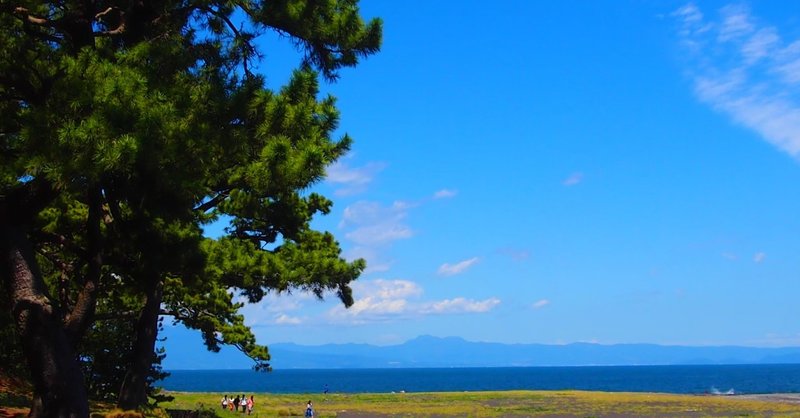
[
  {"x1": 197, "y1": 5, "x2": 256, "y2": 76},
  {"x1": 194, "y1": 189, "x2": 231, "y2": 212},
  {"x1": 12, "y1": 6, "x2": 54, "y2": 26}
]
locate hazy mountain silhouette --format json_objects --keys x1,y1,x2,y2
[{"x1": 265, "y1": 335, "x2": 800, "y2": 369}]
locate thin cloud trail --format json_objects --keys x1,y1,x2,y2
[{"x1": 674, "y1": 2, "x2": 800, "y2": 159}]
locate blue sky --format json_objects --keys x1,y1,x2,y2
[{"x1": 162, "y1": 1, "x2": 800, "y2": 368}]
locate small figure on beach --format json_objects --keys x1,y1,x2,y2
[
  {"x1": 221, "y1": 395, "x2": 229, "y2": 410},
  {"x1": 323, "y1": 384, "x2": 329, "y2": 395},
  {"x1": 305, "y1": 400, "x2": 314, "y2": 417},
  {"x1": 246, "y1": 395, "x2": 254, "y2": 415},
  {"x1": 240, "y1": 394, "x2": 246, "y2": 412},
  {"x1": 232, "y1": 395, "x2": 239, "y2": 411}
]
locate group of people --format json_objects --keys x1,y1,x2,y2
[
  {"x1": 220, "y1": 394, "x2": 315, "y2": 416},
  {"x1": 220, "y1": 394, "x2": 255, "y2": 415}
]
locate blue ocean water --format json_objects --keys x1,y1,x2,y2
[{"x1": 162, "y1": 364, "x2": 800, "y2": 395}]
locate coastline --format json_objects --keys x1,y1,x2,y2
[{"x1": 162, "y1": 364, "x2": 800, "y2": 394}]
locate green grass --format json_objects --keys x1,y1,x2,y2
[{"x1": 160, "y1": 390, "x2": 800, "y2": 417}]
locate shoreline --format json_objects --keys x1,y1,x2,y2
[
  {"x1": 162, "y1": 364, "x2": 800, "y2": 395},
  {"x1": 167, "y1": 389, "x2": 800, "y2": 396}
]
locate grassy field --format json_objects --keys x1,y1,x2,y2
[{"x1": 162, "y1": 390, "x2": 800, "y2": 417}]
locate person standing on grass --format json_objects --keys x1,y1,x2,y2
[
  {"x1": 305, "y1": 400, "x2": 314, "y2": 417},
  {"x1": 233, "y1": 395, "x2": 240, "y2": 412},
  {"x1": 221, "y1": 395, "x2": 229, "y2": 410},
  {"x1": 246, "y1": 395, "x2": 254, "y2": 415}
]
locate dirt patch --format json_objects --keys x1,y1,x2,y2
[
  {"x1": 334, "y1": 412, "x2": 392, "y2": 418},
  {"x1": 736, "y1": 393, "x2": 800, "y2": 404},
  {"x1": 0, "y1": 372, "x2": 30, "y2": 417},
  {"x1": 0, "y1": 407, "x2": 28, "y2": 418}
]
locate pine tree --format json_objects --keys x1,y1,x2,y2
[{"x1": 0, "y1": 1, "x2": 380, "y2": 415}]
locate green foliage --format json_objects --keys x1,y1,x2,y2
[
  {"x1": 1, "y1": 0, "x2": 380, "y2": 407},
  {"x1": 80, "y1": 318, "x2": 136, "y2": 402}
]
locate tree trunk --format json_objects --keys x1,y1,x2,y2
[
  {"x1": 117, "y1": 279, "x2": 163, "y2": 410},
  {"x1": 0, "y1": 224, "x2": 89, "y2": 418}
]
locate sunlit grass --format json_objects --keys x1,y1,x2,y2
[{"x1": 162, "y1": 390, "x2": 800, "y2": 417}]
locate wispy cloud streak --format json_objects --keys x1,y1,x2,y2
[
  {"x1": 674, "y1": 2, "x2": 800, "y2": 159},
  {"x1": 562, "y1": 172, "x2": 583, "y2": 186},
  {"x1": 532, "y1": 299, "x2": 550, "y2": 309},
  {"x1": 437, "y1": 257, "x2": 480, "y2": 276},
  {"x1": 340, "y1": 200, "x2": 414, "y2": 246},
  {"x1": 326, "y1": 161, "x2": 386, "y2": 196},
  {"x1": 433, "y1": 189, "x2": 458, "y2": 199}
]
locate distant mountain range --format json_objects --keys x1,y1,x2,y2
[{"x1": 264, "y1": 335, "x2": 800, "y2": 369}]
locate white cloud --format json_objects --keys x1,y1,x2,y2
[
  {"x1": 361, "y1": 278, "x2": 423, "y2": 299},
  {"x1": 437, "y1": 257, "x2": 480, "y2": 276},
  {"x1": 674, "y1": 2, "x2": 800, "y2": 159},
  {"x1": 340, "y1": 200, "x2": 415, "y2": 246},
  {"x1": 326, "y1": 279, "x2": 422, "y2": 323},
  {"x1": 433, "y1": 189, "x2": 458, "y2": 199},
  {"x1": 753, "y1": 251, "x2": 766, "y2": 263},
  {"x1": 673, "y1": 3, "x2": 703, "y2": 26},
  {"x1": 325, "y1": 161, "x2": 386, "y2": 196},
  {"x1": 325, "y1": 278, "x2": 499, "y2": 324},
  {"x1": 718, "y1": 4, "x2": 754, "y2": 42},
  {"x1": 239, "y1": 292, "x2": 311, "y2": 326},
  {"x1": 673, "y1": 3, "x2": 709, "y2": 51},
  {"x1": 349, "y1": 297, "x2": 409, "y2": 316},
  {"x1": 741, "y1": 28, "x2": 778, "y2": 64},
  {"x1": 562, "y1": 172, "x2": 583, "y2": 186},
  {"x1": 338, "y1": 199, "x2": 420, "y2": 276},
  {"x1": 343, "y1": 246, "x2": 392, "y2": 273},
  {"x1": 532, "y1": 299, "x2": 550, "y2": 309},
  {"x1": 345, "y1": 224, "x2": 413, "y2": 246},
  {"x1": 420, "y1": 297, "x2": 500, "y2": 314},
  {"x1": 775, "y1": 41, "x2": 800, "y2": 85},
  {"x1": 274, "y1": 314, "x2": 303, "y2": 325},
  {"x1": 340, "y1": 200, "x2": 413, "y2": 226}
]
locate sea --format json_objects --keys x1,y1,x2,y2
[{"x1": 162, "y1": 364, "x2": 800, "y2": 395}]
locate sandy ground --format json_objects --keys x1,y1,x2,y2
[{"x1": 736, "y1": 392, "x2": 800, "y2": 404}]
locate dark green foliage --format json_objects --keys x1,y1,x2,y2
[
  {"x1": 80, "y1": 319, "x2": 135, "y2": 402},
  {"x1": 1, "y1": 0, "x2": 381, "y2": 411},
  {"x1": 79, "y1": 317, "x2": 172, "y2": 405}
]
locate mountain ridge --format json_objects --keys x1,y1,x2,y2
[{"x1": 264, "y1": 335, "x2": 800, "y2": 369}]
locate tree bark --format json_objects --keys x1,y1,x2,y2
[
  {"x1": 0, "y1": 224, "x2": 89, "y2": 418},
  {"x1": 65, "y1": 186, "x2": 104, "y2": 345},
  {"x1": 117, "y1": 278, "x2": 163, "y2": 410}
]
